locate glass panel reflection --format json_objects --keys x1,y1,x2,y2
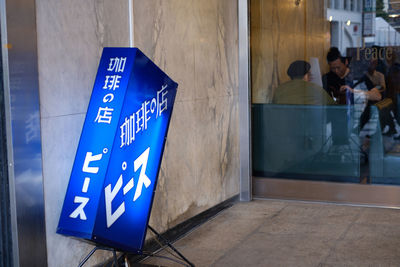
[
  {"x1": 251, "y1": 0, "x2": 400, "y2": 186},
  {"x1": 253, "y1": 104, "x2": 361, "y2": 182}
]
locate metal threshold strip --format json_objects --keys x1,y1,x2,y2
[{"x1": 253, "y1": 177, "x2": 400, "y2": 208}]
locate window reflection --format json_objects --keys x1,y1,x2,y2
[{"x1": 251, "y1": 0, "x2": 400, "y2": 185}]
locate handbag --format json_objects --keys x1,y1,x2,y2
[
  {"x1": 374, "y1": 98, "x2": 395, "y2": 131},
  {"x1": 374, "y1": 98, "x2": 393, "y2": 110}
]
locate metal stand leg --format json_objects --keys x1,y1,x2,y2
[
  {"x1": 78, "y1": 247, "x2": 100, "y2": 267},
  {"x1": 148, "y1": 225, "x2": 195, "y2": 267},
  {"x1": 78, "y1": 246, "x2": 119, "y2": 267},
  {"x1": 113, "y1": 249, "x2": 118, "y2": 266}
]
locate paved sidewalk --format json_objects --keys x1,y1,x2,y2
[{"x1": 140, "y1": 199, "x2": 400, "y2": 267}]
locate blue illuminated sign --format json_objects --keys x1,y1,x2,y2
[{"x1": 57, "y1": 47, "x2": 178, "y2": 253}]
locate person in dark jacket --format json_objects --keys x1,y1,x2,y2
[{"x1": 322, "y1": 47, "x2": 355, "y2": 105}]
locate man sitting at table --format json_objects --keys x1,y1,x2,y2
[
  {"x1": 322, "y1": 47, "x2": 354, "y2": 104},
  {"x1": 273, "y1": 59, "x2": 382, "y2": 106},
  {"x1": 273, "y1": 60, "x2": 336, "y2": 105}
]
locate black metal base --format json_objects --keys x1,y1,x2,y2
[
  {"x1": 124, "y1": 195, "x2": 237, "y2": 264},
  {"x1": 147, "y1": 225, "x2": 195, "y2": 267},
  {"x1": 76, "y1": 226, "x2": 195, "y2": 267},
  {"x1": 97, "y1": 195, "x2": 237, "y2": 266},
  {"x1": 78, "y1": 245, "x2": 118, "y2": 267}
]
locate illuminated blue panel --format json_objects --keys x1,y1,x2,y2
[{"x1": 57, "y1": 48, "x2": 177, "y2": 253}]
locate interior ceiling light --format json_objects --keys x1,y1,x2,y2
[
  {"x1": 346, "y1": 20, "x2": 351, "y2": 26},
  {"x1": 329, "y1": 16, "x2": 333, "y2": 22}
]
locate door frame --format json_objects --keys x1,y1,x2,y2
[{"x1": 238, "y1": 0, "x2": 400, "y2": 208}]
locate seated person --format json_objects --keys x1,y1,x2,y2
[
  {"x1": 321, "y1": 47, "x2": 381, "y2": 122},
  {"x1": 322, "y1": 47, "x2": 355, "y2": 104},
  {"x1": 273, "y1": 60, "x2": 381, "y2": 106},
  {"x1": 273, "y1": 60, "x2": 335, "y2": 105},
  {"x1": 355, "y1": 59, "x2": 396, "y2": 135},
  {"x1": 358, "y1": 59, "x2": 386, "y2": 94}
]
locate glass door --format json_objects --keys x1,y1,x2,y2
[{"x1": 250, "y1": 0, "x2": 400, "y2": 206}]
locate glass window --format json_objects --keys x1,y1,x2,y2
[{"x1": 251, "y1": 0, "x2": 400, "y2": 186}]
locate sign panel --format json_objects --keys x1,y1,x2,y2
[{"x1": 57, "y1": 47, "x2": 178, "y2": 253}]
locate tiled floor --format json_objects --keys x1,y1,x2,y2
[{"x1": 140, "y1": 199, "x2": 400, "y2": 266}]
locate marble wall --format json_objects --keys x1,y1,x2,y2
[
  {"x1": 132, "y1": 0, "x2": 239, "y2": 232},
  {"x1": 36, "y1": 0, "x2": 239, "y2": 266},
  {"x1": 251, "y1": 0, "x2": 331, "y2": 103}
]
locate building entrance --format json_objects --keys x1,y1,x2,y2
[{"x1": 250, "y1": 0, "x2": 400, "y2": 207}]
